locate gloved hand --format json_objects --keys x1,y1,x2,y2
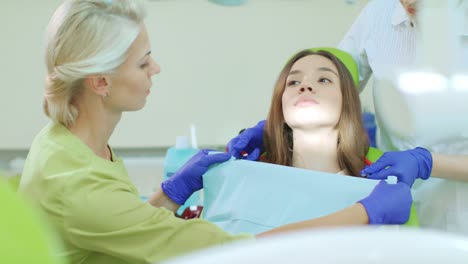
[
  {"x1": 361, "y1": 147, "x2": 433, "y2": 187},
  {"x1": 226, "y1": 120, "x2": 266, "y2": 161},
  {"x1": 161, "y1": 149, "x2": 231, "y2": 205},
  {"x1": 358, "y1": 180, "x2": 412, "y2": 225}
]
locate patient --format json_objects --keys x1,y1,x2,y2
[
  {"x1": 202, "y1": 48, "x2": 412, "y2": 232},
  {"x1": 259, "y1": 48, "x2": 369, "y2": 176}
]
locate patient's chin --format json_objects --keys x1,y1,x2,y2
[
  {"x1": 286, "y1": 118, "x2": 332, "y2": 131},
  {"x1": 284, "y1": 108, "x2": 339, "y2": 131}
]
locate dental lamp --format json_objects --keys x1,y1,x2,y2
[
  {"x1": 373, "y1": 0, "x2": 468, "y2": 152},
  {"x1": 162, "y1": 227, "x2": 468, "y2": 264}
]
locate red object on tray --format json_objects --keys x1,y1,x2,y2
[{"x1": 178, "y1": 205, "x2": 204, "y2": 220}]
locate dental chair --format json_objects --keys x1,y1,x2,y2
[{"x1": 0, "y1": 180, "x2": 64, "y2": 264}]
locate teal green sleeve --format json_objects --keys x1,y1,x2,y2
[
  {"x1": 64, "y1": 176, "x2": 252, "y2": 263},
  {"x1": 20, "y1": 123, "x2": 253, "y2": 264}
]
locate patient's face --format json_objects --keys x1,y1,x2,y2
[{"x1": 282, "y1": 55, "x2": 342, "y2": 130}]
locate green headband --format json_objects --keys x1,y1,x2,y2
[{"x1": 307, "y1": 47, "x2": 359, "y2": 87}]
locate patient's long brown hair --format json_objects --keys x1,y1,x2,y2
[{"x1": 263, "y1": 49, "x2": 369, "y2": 176}]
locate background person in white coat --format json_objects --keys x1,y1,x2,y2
[{"x1": 337, "y1": 0, "x2": 468, "y2": 234}]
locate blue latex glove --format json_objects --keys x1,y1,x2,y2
[
  {"x1": 360, "y1": 147, "x2": 433, "y2": 187},
  {"x1": 359, "y1": 180, "x2": 412, "y2": 224},
  {"x1": 161, "y1": 149, "x2": 231, "y2": 205},
  {"x1": 226, "y1": 120, "x2": 265, "y2": 161}
]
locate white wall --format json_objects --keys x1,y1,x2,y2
[{"x1": 0, "y1": 0, "x2": 369, "y2": 150}]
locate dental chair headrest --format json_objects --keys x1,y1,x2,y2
[{"x1": 309, "y1": 47, "x2": 359, "y2": 87}]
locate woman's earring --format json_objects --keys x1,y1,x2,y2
[{"x1": 103, "y1": 85, "x2": 111, "y2": 99}]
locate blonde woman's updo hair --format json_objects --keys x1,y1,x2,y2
[{"x1": 44, "y1": 0, "x2": 146, "y2": 126}]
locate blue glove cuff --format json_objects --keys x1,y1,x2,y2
[
  {"x1": 358, "y1": 198, "x2": 383, "y2": 225},
  {"x1": 161, "y1": 180, "x2": 189, "y2": 205},
  {"x1": 412, "y1": 147, "x2": 433, "y2": 180}
]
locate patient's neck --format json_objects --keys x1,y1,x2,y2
[{"x1": 291, "y1": 128, "x2": 341, "y2": 174}]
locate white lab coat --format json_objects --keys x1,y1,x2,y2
[{"x1": 339, "y1": 0, "x2": 468, "y2": 235}]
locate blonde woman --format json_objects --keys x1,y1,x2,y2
[{"x1": 20, "y1": 1, "x2": 412, "y2": 263}]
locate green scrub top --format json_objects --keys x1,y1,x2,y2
[{"x1": 20, "y1": 123, "x2": 252, "y2": 264}]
